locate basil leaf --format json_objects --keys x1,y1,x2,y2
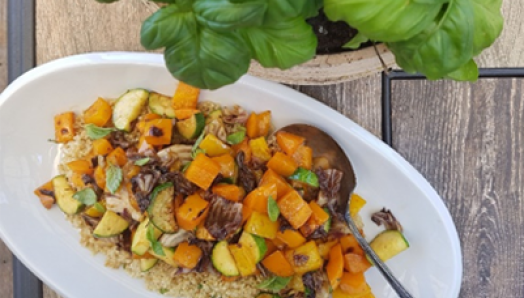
[
  {"x1": 257, "y1": 276, "x2": 292, "y2": 291},
  {"x1": 324, "y1": 0, "x2": 446, "y2": 42},
  {"x1": 134, "y1": 157, "x2": 150, "y2": 166},
  {"x1": 164, "y1": 27, "x2": 251, "y2": 89},
  {"x1": 264, "y1": 0, "x2": 322, "y2": 23},
  {"x1": 84, "y1": 124, "x2": 115, "y2": 140},
  {"x1": 106, "y1": 164, "x2": 123, "y2": 194},
  {"x1": 150, "y1": 182, "x2": 174, "y2": 201},
  {"x1": 445, "y1": 59, "x2": 479, "y2": 81},
  {"x1": 226, "y1": 131, "x2": 246, "y2": 145},
  {"x1": 94, "y1": 202, "x2": 106, "y2": 213},
  {"x1": 267, "y1": 196, "x2": 280, "y2": 222},
  {"x1": 147, "y1": 224, "x2": 165, "y2": 256},
  {"x1": 343, "y1": 32, "x2": 369, "y2": 50},
  {"x1": 241, "y1": 17, "x2": 317, "y2": 69},
  {"x1": 72, "y1": 188, "x2": 97, "y2": 206},
  {"x1": 141, "y1": 4, "x2": 196, "y2": 50},
  {"x1": 289, "y1": 168, "x2": 319, "y2": 187},
  {"x1": 470, "y1": 0, "x2": 503, "y2": 56},
  {"x1": 194, "y1": 0, "x2": 267, "y2": 31},
  {"x1": 387, "y1": 0, "x2": 475, "y2": 80}
]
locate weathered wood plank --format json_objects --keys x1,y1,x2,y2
[{"x1": 391, "y1": 79, "x2": 524, "y2": 298}]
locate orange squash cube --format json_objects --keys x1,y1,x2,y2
[
  {"x1": 249, "y1": 137, "x2": 272, "y2": 162},
  {"x1": 262, "y1": 251, "x2": 294, "y2": 277},
  {"x1": 212, "y1": 184, "x2": 245, "y2": 202},
  {"x1": 276, "y1": 131, "x2": 305, "y2": 156},
  {"x1": 257, "y1": 111, "x2": 271, "y2": 137},
  {"x1": 232, "y1": 139, "x2": 252, "y2": 164},
  {"x1": 292, "y1": 145, "x2": 313, "y2": 170},
  {"x1": 94, "y1": 166, "x2": 106, "y2": 189},
  {"x1": 243, "y1": 183, "x2": 277, "y2": 214},
  {"x1": 326, "y1": 244, "x2": 344, "y2": 290},
  {"x1": 106, "y1": 147, "x2": 127, "y2": 167},
  {"x1": 349, "y1": 193, "x2": 367, "y2": 218},
  {"x1": 33, "y1": 180, "x2": 55, "y2": 209},
  {"x1": 173, "y1": 241, "x2": 202, "y2": 269},
  {"x1": 137, "y1": 113, "x2": 162, "y2": 133},
  {"x1": 144, "y1": 119, "x2": 173, "y2": 146},
  {"x1": 92, "y1": 139, "x2": 114, "y2": 156},
  {"x1": 67, "y1": 160, "x2": 94, "y2": 175},
  {"x1": 185, "y1": 153, "x2": 221, "y2": 190},
  {"x1": 84, "y1": 97, "x2": 112, "y2": 127},
  {"x1": 339, "y1": 272, "x2": 370, "y2": 295},
  {"x1": 340, "y1": 234, "x2": 364, "y2": 256},
  {"x1": 277, "y1": 190, "x2": 312, "y2": 229},
  {"x1": 276, "y1": 229, "x2": 306, "y2": 249},
  {"x1": 287, "y1": 241, "x2": 323, "y2": 274},
  {"x1": 300, "y1": 201, "x2": 330, "y2": 237},
  {"x1": 318, "y1": 240, "x2": 339, "y2": 260},
  {"x1": 244, "y1": 211, "x2": 279, "y2": 239},
  {"x1": 267, "y1": 152, "x2": 298, "y2": 177},
  {"x1": 211, "y1": 154, "x2": 236, "y2": 178},
  {"x1": 259, "y1": 169, "x2": 293, "y2": 200},
  {"x1": 54, "y1": 112, "x2": 75, "y2": 143},
  {"x1": 344, "y1": 253, "x2": 371, "y2": 274},
  {"x1": 172, "y1": 82, "x2": 200, "y2": 110},
  {"x1": 176, "y1": 193, "x2": 209, "y2": 230}
]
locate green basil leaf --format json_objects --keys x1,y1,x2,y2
[
  {"x1": 147, "y1": 224, "x2": 166, "y2": 256},
  {"x1": 84, "y1": 124, "x2": 115, "y2": 140},
  {"x1": 141, "y1": 4, "x2": 196, "y2": 50},
  {"x1": 264, "y1": 0, "x2": 322, "y2": 23},
  {"x1": 257, "y1": 276, "x2": 292, "y2": 291},
  {"x1": 193, "y1": 0, "x2": 267, "y2": 31},
  {"x1": 134, "y1": 157, "x2": 150, "y2": 166},
  {"x1": 289, "y1": 168, "x2": 319, "y2": 187},
  {"x1": 150, "y1": 182, "x2": 174, "y2": 201},
  {"x1": 387, "y1": 0, "x2": 475, "y2": 79},
  {"x1": 226, "y1": 131, "x2": 246, "y2": 145},
  {"x1": 324, "y1": 0, "x2": 446, "y2": 42},
  {"x1": 267, "y1": 196, "x2": 280, "y2": 222},
  {"x1": 445, "y1": 59, "x2": 479, "y2": 81},
  {"x1": 470, "y1": 0, "x2": 503, "y2": 55},
  {"x1": 106, "y1": 164, "x2": 123, "y2": 194},
  {"x1": 72, "y1": 188, "x2": 97, "y2": 206},
  {"x1": 241, "y1": 17, "x2": 317, "y2": 69},
  {"x1": 343, "y1": 32, "x2": 369, "y2": 50},
  {"x1": 164, "y1": 27, "x2": 251, "y2": 89},
  {"x1": 94, "y1": 202, "x2": 106, "y2": 213}
]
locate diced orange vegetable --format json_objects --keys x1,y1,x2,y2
[
  {"x1": 246, "y1": 113, "x2": 259, "y2": 139},
  {"x1": 196, "y1": 222, "x2": 216, "y2": 241},
  {"x1": 137, "y1": 136, "x2": 156, "y2": 154},
  {"x1": 277, "y1": 190, "x2": 312, "y2": 229},
  {"x1": 92, "y1": 139, "x2": 114, "y2": 156},
  {"x1": 229, "y1": 243, "x2": 257, "y2": 276},
  {"x1": 344, "y1": 253, "x2": 372, "y2": 274},
  {"x1": 67, "y1": 160, "x2": 94, "y2": 175},
  {"x1": 221, "y1": 275, "x2": 240, "y2": 282},
  {"x1": 349, "y1": 194, "x2": 367, "y2": 218},
  {"x1": 212, "y1": 184, "x2": 245, "y2": 202},
  {"x1": 288, "y1": 241, "x2": 323, "y2": 274},
  {"x1": 272, "y1": 237, "x2": 286, "y2": 250},
  {"x1": 174, "y1": 109, "x2": 199, "y2": 120},
  {"x1": 244, "y1": 211, "x2": 279, "y2": 239},
  {"x1": 199, "y1": 134, "x2": 231, "y2": 157},
  {"x1": 259, "y1": 169, "x2": 293, "y2": 200},
  {"x1": 318, "y1": 240, "x2": 339, "y2": 259},
  {"x1": 300, "y1": 201, "x2": 330, "y2": 237},
  {"x1": 340, "y1": 235, "x2": 364, "y2": 256},
  {"x1": 232, "y1": 139, "x2": 252, "y2": 164},
  {"x1": 339, "y1": 272, "x2": 370, "y2": 295},
  {"x1": 173, "y1": 241, "x2": 203, "y2": 269},
  {"x1": 185, "y1": 153, "x2": 221, "y2": 190},
  {"x1": 137, "y1": 113, "x2": 162, "y2": 133},
  {"x1": 211, "y1": 154, "x2": 236, "y2": 177},
  {"x1": 243, "y1": 183, "x2": 277, "y2": 214},
  {"x1": 175, "y1": 193, "x2": 209, "y2": 230},
  {"x1": 276, "y1": 131, "x2": 305, "y2": 156},
  {"x1": 262, "y1": 250, "x2": 294, "y2": 277},
  {"x1": 172, "y1": 82, "x2": 200, "y2": 110},
  {"x1": 257, "y1": 111, "x2": 271, "y2": 137},
  {"x1": 70, "y1": 172, "x2": 86, "y2": 188},
  {"x1": 249, "y1": 137, "x2": 272, "y2": 162},
  {"x1": 54, "y1": 112, "x2": 75, "y2": 143},
  {"x1": 292, "y1": 145, "x2": 313, "y2": 170},
  {"x1": 33, "y1": 180, "x2": 55, "y2": 209},
  {"x1": 264, "y1": 239, "x2": 277, "y2": 257},
  {"x1": 106, "y1": 147, "x2": 128, "y2": 167},
  {"x1": 94, "y1": 166, "x2": 106, "y2": 189},
  {"x1": 144, "y1": 119, "x2": 173, "y2": 146},
  {"x1": 267, "y1": 152, "x2": 298, "y2": 177},
  {"x1": 326, "y1": 244, "x2": 344, "y2": 290},
  {"x1": 84, "y1": 97, "x2": 112, "y2": 127},
  {"x1": 276, "y1": 229, "x2": 306, "y2": 249},
  {"x1": 126, "y1": 165, "x2": 141, "y2": 180},
  {"x1": 242, "y1": 205, "x2": 252, "y2": 223}
]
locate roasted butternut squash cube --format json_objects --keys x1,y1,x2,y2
[
  {"x1": 259, "y1": 169, "x2": 293, "y2": 200},
  {"x1": 249, "y1": 137, "x2": 272, "y2": 162},
  {"x1": 144, "y1": 119, "x2": 173, "y2": 145},
  {"x1": 262, "y1": 250, "x2": 294, "y2": 277},
  {"x1": 267, "y1": 152, "x2": 298, "y2": 177},
  {"x1": 175, "y1": 193, "x2": 209, "y2": 230},
  {"x1": 54, "y1": 112, "x2": 75, "y2": 143},
  {"x1": 276, "y1": 131, "x2": 304, "y2": 156},
  {"x1": 173, "y1": 241, "x2": 202, "y2": 269},
  {"x1": 277, "y1": 190, "x2": 312, "y2": 229},
  {"x1": 243, "y1": 183, "x2": 277, "y2": 214},
  {"x1": 287, "y1": 241, "x2": 323, "y2": 274},
  {"x1": 200, "y1": 134, "x2": 232, "y2": 157},
  {"x1": 276, "y1": 229, "x2": 306, "y2": 249},
  {"x1": 244, "y1": 211, "x2": 279, "y2": 239},
  {"x1": 84, "y1": 97, "x2": 112, "y2": 127},
  {"x1": 185, "y1": 153, "x2": 221, "y2": 190},
  {"x1": 229, "y1": 243, "x2": 257, "y2": 276}
]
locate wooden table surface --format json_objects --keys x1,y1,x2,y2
[{"x1": 1, "y1": 1, "x2": 524, "y2": 297}]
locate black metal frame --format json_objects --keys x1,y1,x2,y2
[{"x1": 6, "y1": 0, "x2": 524, "y2": 296}]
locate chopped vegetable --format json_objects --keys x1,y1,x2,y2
[
  {"x1": 244, "y1": 211, "x2": 279, "y2": 239},
  {"x1": 112, "y1": 89, "x2": 149, "y2": 131},
  {"x1": 292, "y1": 145, "x2": 313, "y2": 170},
  {"x1": 318, "y1": 240, "x2": 339, "y2": 260},
  {"x1": 326, "y1": 244, "x2": 344, "y2": 290},
  {"x1": 212, "y1": 240, "x2": 239, "y2": 277},
  {"x1": 140, "y1": 258, "x2": 159, "y2": 272},
  {"x1": 149, "y1": 245, "x2": 179, "y2": 268},
  {"x1": 259, "y1": 169, "x2": 293, "y2": 200},
  {"x1": 267, "y1": 196, "x2": 279, "y2": 222},
  {"x1": 175, "y1": 193, "x2": 209, "y2": 231},
  {"x1": 299, "y1": 201, "x2": 330, "y2": 237},
  {"x1": 267, "y1": 152, "x2": 298, "y2": 177},
  {"x1": 276, "y1": 229, "x2": 306, "y2": 249},
  {"x1": 287, "y1": 241, "x2": 323, "y2": 274},
  {"x1": 172, "y1": 82, "x2": 200, "y2": 110},
  {"x1": 199, "y1": 134, "x2": 231, "y2": 157},
  {"x1": 184, "y1": 153, "x2": 221, "y2": 190},
  {"x1": 338, "y1": 272, "x2": 370, "y2": 295},
  {"x1": 369, "y1": 230, "x2": 409, "y2": 262},
  {"x1": 175, "y1": 109, "x2": 200, "y2": 120},
  {"x1": 276, "y1": 131, "x2": 304, "y2": 156},
  {"x1": 94, "y1": 166, "x2": 106, "y2": 189},
  {"x1": 226, "y1": 130, "x2": 246, "y2": 145},
  {"x1": 288, "y1": 168, "x2": 319, "y2": 188},
  {"x1": 212, "y1": 184, "x2": 245, "y2": 202},
  {"x1": 92, "y1": 138, "x2": 114, "y2": 156},
  {"x1": 249, "y1": 137, "x2": 272, "y2": 162},
  {"x1": 243, "y1": 183, "x2": 277, "y2": 215},
  {"x1": 132, "y1": 218, "x2": 162, "y2": 256},
  {"x1": 106, "y1": 147, "x2": 127, "y2": 167},
  {"x1": 231, "y1": 139, "x2": 252, "y2": 163},
  {"x1": 349, "y1": 194, "x2": 366, "y2": 218},
  {"x1": 176, "y1": 112, "x2": 205, "y2": 139},
  {"x1": 344, "y1": 253, "x2": 371, "y2": 274},
  {"x1": 54, "y1": 112, "x2": 75, "y2": 143},
  {"x1": 67, "y1": 160, "x2": 94, "y2": 175},
  {"x1": 173, "y1": 241, "x2": 203, "y2": 269},
  {"x1": 229, "y1": 243, "x2": 257, "y2": 276},
  {"x1": 93, "y1": 210, "x2": 129, "y2": 238},
  {"x1": 144, "y1": 118, "x2": 173, "y2": 145},
  {"x1": 340, "y1": 235, "x2": 364, "y2": 256},
  {"x1": 52, "y1": 175, "x2": 83, "y2": 215},
  {"x1": 196, "y1": 222, "x2": 216, "y2": 241},
  {"x1": 277, "y1": 190, "x2": 312, "y2": 230},
  {"x1": 262, "y1": 250, "x2": 294, "y2": 277},
  {"x1": 149, "y1": 92, "x2": 175, "y2": 118},
  {"x1": 239, "y1": 232, "x2": 267, "y2": 263},
  {"x1": 84, "y1": 97, "x2": 112, "y2": 127},
  {"x1": 137, "y1": 113, "x2": 162, "y2": 133},
  {"x1": 211, "y1": 154, "x2": 236, "y2": 178},
  {"x1": 246, "y1": 112, "x2": 258, "y2": 139},
  {"x1": 148, "y1": 184, "x2": 178, "y2": 233},
  {"x1": 72, "y1": 187, "x2": 97, "y2": 206},
  {"x1": 33, "y1": 180, "x2": 55, "y2": 209}
]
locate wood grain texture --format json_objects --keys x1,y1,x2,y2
[{"x1": 392, "y1": 79, "x2": 524, "y2": 298}]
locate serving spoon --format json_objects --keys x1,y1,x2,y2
[{"x1": 279, "y1": 124, "x2": 413, "y2": 298}]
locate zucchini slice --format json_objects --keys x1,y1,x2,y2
[
  {"x1": 140, "y1": 258, "x2": 159, "y2": 272},
  {"x1": 323, "y1": 208, "x2": 332, "y2": 232},
  {"x1": 369, "y1": 230, "x2": 409, "y2": 262},
  {"x1": 149, "y1": 92, "x2": 175, "y2": 118},
  {"x1": 147, "y1": 184, "x2": 178, "y2": 234},
  {"x1": 113, "y1": 89, "x2": 149, "y2": 131},
  {"x1": 176, "y1": 112, "x2": 205, "y2": 139},
  {"x1": 149, "y1": 246, "x2": 178, "y2": 268},
  {"x1": 212, "y1": 240, "x2": 239, "y2": 277},
  {"x1": 238, "y1": 232, "x2": 267, "y2": 263},
  {"x1": 131, "y1": 217, "x2": 162, "y2": 256},
  {"x1": 52, "y1": 175, "x2": 83, "y2": 215},
  {"x1": 93, "y1": 210, "x2": 129, "y2": 238}
]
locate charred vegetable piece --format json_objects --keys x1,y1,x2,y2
[
  {"x1": 54, "y1": 112, "x2": 75, "y2": 143},
  {"x1": 113, "y1": 89, "x2": 149, "y2": 132},
  {"x1": 196, "y1": 222, "x2": 216, "y2": 241},
  {"x1": 232, "y1": 139, "x2": 252, "y2": 164},
  {"x1": 93, "y1": 210, "x2": 129, "y2": 238},
  {"x1": 132, "y1": 217, "x2": 162, "y2": 256},
  {"x1": 261, "y1": 250, "x2": 294, "y2": 277},
  {"x1": 175, "y1": 193, "x2": 209, "y2": 231},
  {"x1": 340, "y1": 234, "x2": 364, "y2": 256},
  {"x1": 369, "y1": 230, "x2": 409, "y2": 262},
  {"x1": 286, "y1": 241, "x2": 323, "y2": 274},
  {"x1": 173, "y1": 241, "x2": 203, "y2": 269},
  {"x1": 84, "y1": 97, "x2": 112, "y2": 127},
  {"x1": 140, "y1": 258, "x2": 158, "y2": 272},
  {"x1": 52, "y1": 175, "x2": 83, "y2": 215},
  {"x1": 299, "y1": 201, "x2": 330, "y2": 237},
  {"x1": 277, "y1": 190, "x2": 312, "y2": 230},
  {"x1": 148, "y1": 184, "x2": 178, "y2": 233},
  {"x1": 205, "y1": 196, "x2": 243, "y2": 240},
  {"x1": 184, "y1": 153, "x2": 221, "y2": 190},
  {"x1": 212, "y1": 240, "x2": 239, "y2": 277},
  {"x1": 149, "y1": 92, "x2": 176, "y2": 118},
  {"x1": 144, "y1": 118, "x2": 173, "y2": 146},
  {"x1": 176, "y1": 112, "x2": 205, "y2": 139},
  {"x1": 33, "y1": 180, "x2": 55, "y2": 209}
]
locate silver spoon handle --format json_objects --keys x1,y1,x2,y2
[{"x1": 344, "y1": 211, "x2": 414, "y2": 298}]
